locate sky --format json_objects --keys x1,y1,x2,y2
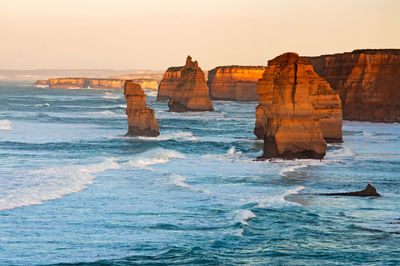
[{"x1": 0, "y1": 0, "x2": 399, "y2": 70}]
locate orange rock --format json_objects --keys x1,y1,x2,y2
[
  {"x1": 168, "y1": 56, "x2": 214, "y2": 112},
  {"x1": 49, "y1": 78, "x2": 88, "y2": 89},
  {"x1": 157, "y1": 66, "x2": 183, "y2": 100},
  {"x1": 32, "y1": 80, "x2": 49, "y2": 87},
  {"x1": 254, "y1": 57, "x2": 342, "y2": 143},
  {"x1": 305, "y1": 49, "x2": 400, "y2": 122},
  {"x1": 207, "y1": 66, "x2": 265, "y2": 101},
  {"x1": 124, "y1": 81, "x2": 159, "y2": 137},
  {"x1": 255, "y1": 53, "x2": 327, "y2": 159}
]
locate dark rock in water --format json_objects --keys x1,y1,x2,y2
[{"x1": 320, "y1": 184, "x2": 381, "y2": 197}]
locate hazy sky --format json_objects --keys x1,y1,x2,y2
[{"x1": 1, "y1": 0, "x2": 399, "y2": 70}]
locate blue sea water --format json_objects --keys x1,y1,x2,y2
[{"x1": 0, "y1": 81, "x2": 399, "y2": 265}]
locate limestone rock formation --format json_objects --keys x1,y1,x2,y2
[
  {"x1": 168, "y1": 56, "x2": 214, "y2": 112},
  {"x1": 37, "y1": 78, "x2": 157, "y2": 91},
  {"x1": 255, "y1": 56, "x2": 342, "y2": 143},
  {"x1": 207, "y1": 66, "x2": 266, "y2": 101},
  {"x1": 305, "y1": 49, "x2": 400, "y2": 122},
  {"x1": 320, "y1": 184, "x2": 381, "y2": 197},
  {"x1": 255, "y1": 53, "x2": 327, "y2": 159},
  {"x1": 124, "y1": 81, "x2": 159, "y2": 137},
  {"x1": 32, "y1": 80, "x2": 49, "y2": 87},
  {"x1": 157, "y1": 66, "x2": 183, "y2": 100},
  {"x1": 49, "y1": 78, "x2": 88, "y2": 89}
]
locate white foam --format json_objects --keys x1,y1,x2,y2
[
  {"x1": 126, "y1": 148, "x2": 186, "y2": 170},
  {"x1": 102, "y1": 92, "x2": 121, "y2": 99},
  {"x1": 137, "y1": 131, "x2": 197, "y2": 142},
  {"x1": 144, "y1": 90, "x2": 158, "y2": 97},
  {"x1": 0, "y1": 158, "x2": 120, "y2": 211},
  {"x1": 279, "y1": 159, "x2": 325, "y2": 177},
  {"x1": 227, "y1": 146, "x2": 242, "y2": 156},
  {"x1": 362, "y1": 131, "x2": 373, "y2": 136},
  {"x1": 35, "y1": 103, "x2": 51, "y2": 107},
  {"x1": 0, "y1": 120, "x2": 12, "y2": 130},
  {"x1": 235, "y1": 209, "x2": 256, "y2": 226},
  {"x1": 170, "y1": 174, "x2": 210, "y2": 194},
  {"x1": 254, "y1": 186, "x2": 305, "y2": 208},
  {"x1": 327, "y1": 145, "x2": 354, "y2": 157}
]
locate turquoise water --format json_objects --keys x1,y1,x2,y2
[{"x1": 0, "y1": 82, "x2": 399, "y2": 265}]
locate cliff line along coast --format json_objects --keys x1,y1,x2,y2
[{"x1": 33, "y1": 77, "x2": 159, "y2": 90}]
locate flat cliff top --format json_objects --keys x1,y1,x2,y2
[
  {"x1": 210, "y1": 65, "x2": 266, "y2": 71},
  {"x1": 305, "y1": 49, "x2": 400, "y2": 58}
]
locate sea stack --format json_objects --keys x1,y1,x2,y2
[
  {"x1": 256, "y1": 53, "x2": 327, "y2": 159},
  {"x1": 168, "y1": 56, "x2": 214, "y2": 112},
  {"x1": 305, "y1": 49, "x2": 400, "y2": 122},
  {"x1": 254, "y1": 55, "x2": 342, "y2": 143},
  {"x1": 124, "y1": 81, "x2": 159, "y2": 137},
  {"x1": 157, "y1": 66, "x2": 183, "y2": 101},
  {"x1": 207, "y1": 66, "x2": 266, "y2": 101}
]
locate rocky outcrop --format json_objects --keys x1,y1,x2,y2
[
  {"x1": 88, "y1": 79, "x2": 125, "y2": 89},
  {"x1": 32, "y1": 80, "x2": 49, "y2": 87},
  {"x1": 168, "y1": 56, "x2": 214, "y2": 112},
  {"x1": 255, "y1": 56, "x2": 342, "y2": 143},
  {"x1": 207, "y1": 66, "x2": 266, "y2": 101},
  {"x1": 124, "y1": 81, "x2": 159, "y2": 137},
  {"x1": 37, "y1": 78, "x2": 157, "y2": 90},
  {"x1": 255, "y1": 53, "x2": 327, "y2": 159},
  {"x1": 157, "y1": 66, "x2": 183, "y2": 100},
  {"x1": 320, "y1": 184, "x2": 381, "y2": 197},
  {"x1": 49, "y1": 78, "x2": 88, "y2": 89},
  {"x1": 305, "y1": 49, "x2": 400, "y2": 122}
]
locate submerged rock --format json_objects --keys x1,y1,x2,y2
[
  {"x1": 255, "y1": 53, "x2": 327, "y2": 159},
  {"x1": 305, "y1": 49, "x2": 400, "y2": 122},
  {"x1": 320, "y1": 184, "x2": 381, "y2": 197},
  {"x1": 168, "y1": 56, "x2": 214, "y2": 112},
  {"x1": 207, "y1": 66, "x2": 266, "y2": 101},
  {"x1": 124, "y1": 81, "x2": 159, "y2": 137}
]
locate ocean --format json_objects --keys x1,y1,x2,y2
[{"x1": 0, "y1": 81, "x2": 399, "y2": 265}]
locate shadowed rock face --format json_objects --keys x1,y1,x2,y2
[
  {"x1": 168, "y1": 56, "x2": 214, "y2": 112},
  {"x1": 157, "y1": 66, "x2": 183, "y2": 100},
  {"x1": 255, "y1": 56, "x2": 342, "y2": 143},
  {"x1": 207, "y1": 66, "x2": 266, "y2": 101},
  {"x1": 256, "y1": 53, "x2": 327, "y2": 159},
  {"x1": 124, "y1": 81, "x2": 159, "y2": 137},
  {"x1": 305, "y1": 49, "x2": 400, "y2": 122},
  {"x1": 320, "y1": 184, "x2": 381, "y2": 197}
]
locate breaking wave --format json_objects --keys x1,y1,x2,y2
[
  {"x1": 0, "y1": 158, "x2": 120, "y2": 210},
  {"x1": 126, "y1": 148, "x2": 186, "y2": 170}
]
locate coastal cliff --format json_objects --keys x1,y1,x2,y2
[
  {"x1": 256, "y1": 53, "x2": 327, "y2": 159},
  {"x1": 207, "y1": 66, "x2": 265, "y2": 101},
  {"x1": 34, "y1": 78, "x2": 159, "y2": 90},
  {"x1": 157, "y1": 66, "x2": 183, "y2": 100},
  {"x1": 305, "y1": 49, "x2": 400, "y2": 122},
  {"x1": 124, "y1": 81, "x2": 159, "y2": 137},
  {"x1": 168, "y1": 56, "x2": 214, "y2": 112},
  {"x1": 32, "y1": 80, "x2": 49, "y2": 87}
]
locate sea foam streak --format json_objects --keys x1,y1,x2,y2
[
  {"x1": 138, "y1": 131, "x2": 197, "y2": 141},
  {"x1": 35, "y1": 103, "x2": 51, "y2": 107},
  {"x1": 126, "y1": 148, "x2": 186, "y2": 170},
  {"x1": 170, "y1": 174, "x2": 210, "y2": 194},
  {"x1": 235, "y1": 209, "x2": 256, "y2": 226},
  {"x1": 0, "y1": 158, "x2": 120, "y2": 210},
  {"x1": 0, "y1": 120, "x2": 12, "y2": 130}
]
